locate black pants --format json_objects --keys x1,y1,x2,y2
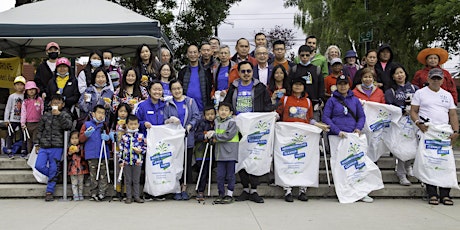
[
  {"x1": 239, "y1": 169, "x2": 260, "y2": 189},
  {"x1": 426, "y1": 184, "x2": 451, "y2": 199}
]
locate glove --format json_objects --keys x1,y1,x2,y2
[
  {"x1": 101, "y1": 133, "x2": 110, "y2": 141},
  {"x1": 84, "y1": 127, "x2": 95, "y2": 137},
  {"x1": 205, "y1": 131, "x2": 215, "y2": 139},
  {"x1": 165, "y1": 116, "x2": 181, "y2": 125},
  {"x1": 109, "y1": 131, "x2": 116, "y2": 142}
]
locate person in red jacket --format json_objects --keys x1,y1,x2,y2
[
  {"x1": 412, "y1": 47, "x2": 457, "y2": 104},
  {"x1": 353, "y1": 67, "x2": 385, "y2": 103}
]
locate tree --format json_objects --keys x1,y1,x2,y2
[
  {"x1": 285, "y1": 0, "x2": 460, "y2": 75},
  {"x1": 256, "y1": 25, "x2": 296, "y2": 50}
]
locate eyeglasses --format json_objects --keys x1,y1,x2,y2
[
  {"x1": 300, "y1": 54, "x2": 311, "y2": 57},
  {"x1": 256, "y1": 52, "x2": 268, "y2": 56},
  {"x1": 274, "y1": 48, "x2": 285, "y2": 51},
  {"x1": 240, "y1": 69, "x2": 252, "y2": 74}
]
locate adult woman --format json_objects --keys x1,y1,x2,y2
[
  {"x1": 135, "y1": 80, "x2": 166, "y2": 134},
  {"x1": 111, "y1": 67, "x2": 148, "y2": 113},
  {"x1": 46, "y1": 57, "x2": 80, "y2": 112},
  {"x1": 268, "y1": 65, "x2": 291, "y2": 104},
  {"x1": 325, "y1": 45, "x2": 341, "y2": 74},
  {"x1": 133, "y1": 44, "x2": 160, "y2": 87},
  {"x1": 412, "y1": 47, "x2": 457, "y2": 102},
  {"x1": 322, "y1": 75, "x2": 372, "y2": 203},
  {"x1": 78, "y1": 67, "x2": 114, "y2": 119},
  {"x1": 353, "y1": 68, "x2": 385, "y2": 103},
  {"x1": 276, "y1": 77, "x2": 329, "y2": 202},
  {"x1": 352, "y1": 50, "x2": 379, "y2": 89},
  {"x1": 157, "y1": 63, "x2": 176, "y2": 98},
  {"x1": 385, "y1": 63, "x2": 418, "y2": 186},
  {"x1": 163, "y1": 79, "x2": 201, "y2": 201},
  {"x1": 78, "y1": 50, "x2": 114, "y2": 94}
]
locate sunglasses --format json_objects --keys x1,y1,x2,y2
[
  {"x1": 240, "y1": 69, "x2": 252, "y2": 74},
  {"x1": 300, "y1": 54, "x2": 311, "y2": 57}
]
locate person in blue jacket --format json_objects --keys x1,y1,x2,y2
[
  {"x1": 164, "y1": 79, "x2": 201, "y2": 200},
  {"x1": 135, "y1": 80, "x2": 166, "y2": 135}
]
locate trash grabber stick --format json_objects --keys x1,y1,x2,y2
[
  {"x1": 96, "y1": 139, "x2": 105, "y2": 181},
  {"x1": 118, "y1": 165, "x2": 124, "y2": 183},
  {"x1": 113, "y1": 140, "x2": 117, "y2": 191},
  {"x1": 7, "y1": 123, "x2": 14, "y2": 136},
  {"x1": 321, "y1": 134, "x2": 331, "y2": 187},
  {"x1": 103, "y1": 143, "x2": 111, "y2": 184},
  {"x1": 208, "y1": 143, "x2": 213, "y2": 197},
  {"x1": 195, "y1": 142, "x2": 209, "y2": 191},
  {"x1": 184, "y1": 137, "x2": 188, "y2": 186},
  {"x1": 24, "y1": 127, "x2": 31, "y2": 140}
]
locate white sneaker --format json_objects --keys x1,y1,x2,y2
[
  {"x1": 399, "y1": 176, "x2": 412, "y2": 186},
  {"x1": 406, "y1": 166, "x2": 414, "y2": 177},
  {"x1": 361, "y1": 195, "x2": 374, "y2": 203}
]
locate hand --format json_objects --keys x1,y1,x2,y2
[
  {"x1": 133, "y1": 147, "x2": 142, "y2": 154},
  {"x1": 205, "y1": 131, "x2": 215, "y2": 139},
  {"x1": 4, "y1": 121, "x2": 9, "y2": 126},
  {"x1": 450, "y1": 133, "x2": 459, "y2": 143},
  {"x1": 145, "y1": 122, "x2": 152, "y2": 129},
  {"x1": 42, "y1": 92, "x2": 47, "y2": 99},
  {"x1": 135, "y1": 160, "x2": 142, "y2": 166},
  {"x1": 338, "y1": 131, "x2": 347, "y2": 138},
  {"x1": 275, "y1": 113, "x2": 280, "y2": 121},
  {"x1": 165, "y1": 116, "x2": 181, "y2": 125},
  {"x1": 101, "y1": 133, "x2": 110, "y2": 141},
  {"x1": 186, "y1": 124, "x2": 192, "y2": 133},
  {"x1": 416, "y1": 122, "x2": 428, "y2": 133},
  {"x1": 353, "y1": 129, "x2": 361, "y2": 135},
  {"x1": 84, "y1": 127, "x2": 95, "y2": 137},
  {"x1": 35, "y1": 145, "x2": 40, "y2": 153},
  {"x1": 21, "y1": 124, "x2": 27, "y2": 129},
  {"x1": 109, "y1": 132, "x2": 116, "y2": 142},
  {"x1": 314, "y1": 122, "x2": 330, "y2": 132},
  {"x1": 51, "y1": 108, "x2": 61, "y2": 115}
]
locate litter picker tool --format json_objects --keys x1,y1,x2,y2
[
  {"x1": 195, "y1": 142, "x2": 209, "y2": 191},
  {"x1": 96, "y1": 139, "x2": 111, "y2": 184}
]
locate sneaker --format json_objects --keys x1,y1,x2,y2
[
  {"x1": 45, "y1": 192, "x2": 54, "y2": 202},
  {"x1": 399, "y1": 176, "x2": 412, "y2": 186},
  {"x1": 298, "y1": 192, "x2": 309, "y2": 201},
  {"x1": 236, "y1": 191, "x2": 250, "y2": 201},
  {"x1": 213, "y1": 196, "x2": 223, "y2": 204},
  {"x1": 78, "y1": 195, "x2": 84, "y2": 201},
  {"x1": 98, "y1": 194, "x2": 105, "y2": 201},
  {"x1": 20, "y1": 151, "x2": 27, "y2": 159},
  {"x1": 73, "y1": 195, "x2": 80, "y2": 201},
  {"x1": 196, "y1": 192, "x2": 205, "y2": 201},
  {"x1": 173, "y1": 193, "x2": 182, "y2": 200},
  {"x1": 284, "y1": 193, "x2": 293, "y2": 202},
  {"x1": 406, "y1": 166, "x2": 414, "y2": 177},
  {"x1": 8, "y1": 154, "x2": 14, "y2": 159},
  {"x1": 125, "y1": 198, "x2": 132, "y2": 204},
  {"x1": 154, "y1": 195, "x2": 166, "y2": 201},
  {"x1": 181, "y1": 191, "x2": 190, "y2": 200},
  {"x1": 90, "y1": 194, "x2": 100, "y2": 201},
  {"x1": 250, "y1": 192, "x2": 264, "y2": 203},
  {"x1": 361, "y1": 195, "x2": 374, "y2": 203},
  {"x1": 134, "y1": 197, "x2": 144, "y2": 203},
  {"x1": 221, "y1": 196, "x2": 234, "y2": 204}
]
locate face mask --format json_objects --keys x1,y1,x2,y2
[
  {"x1": 127, "y1": 128, "x2": 139, "y2": 133},
  {"x1": 93, "y1": 117, "x2": 104, "y2": 124},
  {"x1": 362, "y1": 82, "x2": 373, "y2": 89},
  {"x1": 48, "y1": 52, "x2": 59, "y2": 60},
  {"x1": 90, "y1": 59, "x2": 102, "y2": 68},
  {"x1": 95, "y1": 83, "x2": 107, "y2": 88},
  {"x1": 299, "y1": 61, "x2": 310, "y2": 67},
  {"x1": 57, "y1": 72, "x2": 69, "y2": 77},
  {"x1": 104, "y1": 59, "x2": 112, "y2": 67}
]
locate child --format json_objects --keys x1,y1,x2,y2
[
  {"x1": 79, "y1": 105, "x2": 112, "y2": 201},
  {"x1": 194, "y1": 105, "x2": 216, "y2": 201},
  {"x1": 68, "y1": 130, "x2": 89, "y2": 201},
  {"x1": 118, "y1": 114, "x2": 146, "y2": 204},
  {"x1": 4, "y1": 76, "x2": 26, "y2": 158},
  {"x1": 21, "y1": 81, "x2": 44, "y2": 155},
  {"x1": 34, "y1": 95, "x2": 73, "y2": 201},
  {"x1": 207, "y1": 102, "x2": 239, "y2": 204},
  {"x1": 109, "y1": 103, "x2": 132, "y2": 200},
  {"x1": 324, "y1": 58, "x2": 350, "y2": 98}
]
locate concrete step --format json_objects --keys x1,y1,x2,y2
[
  {"x1": 0, "y1": 170, "x2": 37, "y2": 183},
  {"x1": 0, "y1": 157, "x2": 30, "y2": 170},
  {"x1": 1, "y1": 183, "x2": 459, "y2": 199}
]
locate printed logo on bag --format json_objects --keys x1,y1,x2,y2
[
  {"x1": 340, "y1": 142, "x2": 366, "y2": 170},
  {"x1": 424, "y1": 132, "x2": 451, "y2": 156},
  {"x1": 150, "y1": 141, "x2": 172, "y2": 169},
  {"x1": 280, "y1": 133, "x2": 308, "y2": 160},
  {"x1": 369, "y1": 110, "x2": 392, "y2": 132},
  {"x1": 247, "y1": 120, "x2": 271, "y2": 146},
  {"x1": 401, "y1": 116, "x2": 415, "y2": 138}
]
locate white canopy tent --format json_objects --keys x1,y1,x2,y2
[{"x1": 0, "y1": 0, "x2": 172, "y2": 58}]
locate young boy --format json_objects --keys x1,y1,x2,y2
[
  {"x1": 34, "y1": 95, "x2": 73, "y2": 201},
  {"x1": 324, "y1": 58, "x2": 350, "y2": 98},
  {"x1": 118, "y1": 114, "x2": 146, "y2": 204},
  {"x1": 4, "y1": 76, "x2": 26, "y2": 158},
  {"x1": 207, "y1": 102, "x2": 239, "y2": 204},
  {"x1": 79, "y1": 105, "x2": 111, "y2": 201},
  {"x1": 194, "y1": 105, "x2": 216, "y2": 201}
]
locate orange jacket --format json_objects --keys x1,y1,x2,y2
[
  {"x1": 276, "y1": 94, "x2": 314, "y2": 123},
  {"x1": 352, "y1": 85, "x2": 385, "y2": 103}
]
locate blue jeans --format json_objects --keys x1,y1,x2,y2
[
  {"x1": 35, "y1": 148, "x2": 63, "y2": 193},
  {"x1": 217, "y1": 161, "x2": 236, "y2": 196}
]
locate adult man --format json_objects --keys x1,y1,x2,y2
[
  {"x1": 209, "y1": 37, "x2": 221, "y2": 59},
  {"x1": 252, "y1": 46, "x2": 272, "y2": 86},
  {"x1": 412, "y1": 47, "x2": 457, "y2": 104},
  {"x1": 375, "y1": 44, "x2": 396, "y2": 91},
  {"x1": 178, "y1": 45, "x2": 212, "y2": 112},
  {"x1": 224, "y1": 61, "x2": 276, "y2": 203},
  {"x1": 305, "y1": 36, "x2": 328, "y2": 78},
  {"x1": 271, "y1": 40, "x2": 295, "y2": 73},
  {"x1": 102, "y1": 50, "x2": 122, "y2": 89},
  {"x1": 34, "y1": 42, "x2": 60, "y2": 99},
  {"x1": 289, "y1": 45, "x2": 325, "y2": 121},
  {"x1": 199, "y1": 42, "x2": 215, "y2": 71},
  {"x1": 410, "y1": 68, "x2": 459, "y2": 206},
  {"x1": 231, "y1": 38, "x2": 257, "y2": 66},
  {"x1": 249, "y1": 32, "x2": 274, "y2": 64},
  {"x1": 160, "y1": 48, "x2": 172, "y2": 64},
  {"x1": 211, "y1": 45, "x2": 236, "y2": 99}
]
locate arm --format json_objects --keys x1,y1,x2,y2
[
  {"x1": 57, "y1": 111, "x2": 73, "y2": 131},
  {"x1": 63, "y1": 78, "x2": 80, "y2": 107},
  {"x1": 194, "y1": 121, "x2": 206, "y2": 142},
  {"x1": 214, "y1": 120, "x2": 238, "y2": 142},
  {"x1": 77, "y1": 71, "x2": 87, "y2": 94},
  {"x1": 20, "y1": 100, "x2": 27, "y2": 126},
  {"x1": 410, "y1": 105, "x2": 428, "y2": 133},
  {"x1": 4, "y1": 95, "x2": 12, "y2": 122},
  {"x1": 448, "y1": 108, "x2": 459, "y2": 141},
  {"x1": 355, "y1": 99, "x2": 366, "y2": 131},
  {"x1": 79, "y1": 123, "x2": 88, "y2": 143},
  {"x1": 188, "y1": 99, "x2": 201, "y2": 128},
  {"x1": 321, "y1": 99, "x2": 341, "y2": 135}
]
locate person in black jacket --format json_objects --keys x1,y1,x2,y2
[
  {"x1": 34, "y1": 42, "x2": 60, "y2": 100},
  {"x1": 46, "y1": 57, "x2": 80, "y2": 112}
]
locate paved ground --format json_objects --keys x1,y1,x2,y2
[{"x1": 1, "y1": 198, "x2": 459, "y2": 230}]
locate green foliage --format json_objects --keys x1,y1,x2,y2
[
  {"x1": 256, "y1": 25, "x2": 296, "y2": 50},
  {"x1": 285, "y1": 0, "x2": 460, "y2": 76}
]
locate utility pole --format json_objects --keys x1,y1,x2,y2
[{"x1": 364, "y1": 0, "x2": 370, "y2": 53}]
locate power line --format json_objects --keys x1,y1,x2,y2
[{"x1": 227, "y1": 18, "x2": 294, "y2": 20}]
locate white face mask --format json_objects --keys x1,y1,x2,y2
[
  {"x1": 127, "y1": 128, "x2": 139, "y2": 133},
  {"x1": 103, "y1": 59, "x2": 112, "y2": 67}
]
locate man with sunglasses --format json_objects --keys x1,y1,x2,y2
[
  {"x1": 289, "y1": 45, "x2": 325, "y2": 121},
  {"x1": 224, "y1": 61, "x2": 276, "y2": 203}
]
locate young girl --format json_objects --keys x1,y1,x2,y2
[
  {"x1": 68, "y1": 130, "x2": 89, "y2": 201},
  {"x1": 157, "y1": 63, "x2": 176, "y2": 98},
  {"x1": 109, "y1": 103, "x2": 132, "y2": 200},
  {"x1": 268, "y1": 65, "x2": 291, "y2": 104},
  {"x1": 21, "y1": 81, "x2": 44, "y2": 155}
]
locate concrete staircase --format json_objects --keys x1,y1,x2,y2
[{"x1": 0, "y1": 154, "x2": 459, "y2": 199}]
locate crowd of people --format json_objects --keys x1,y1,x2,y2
[{"x1": 3, "y1": 33, "x2": 458, "y2": 206}]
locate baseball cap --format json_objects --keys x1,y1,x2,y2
[
  {"x1": 14, "y1": 76, "x2": 26, "y2": 84},
  {"x1": 336, "y1": 75, "x2": 349, "y2": 84},
  {"x1": 331, "y1": 58, "x2": 343, "y2": 65},
  {"x1": 428, "y1": 68, "x2": 444, "y2": 79},
  {"x1": 45, "y1": 42, "x2": 60, "y2": 51}
]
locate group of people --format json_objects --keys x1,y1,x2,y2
[{"x1": 3, "y1": 32, "x2": 458, "y2": 206}]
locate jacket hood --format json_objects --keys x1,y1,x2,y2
[{"x1": 378, "y1": 44, "x2": 393, "y2": 63}]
